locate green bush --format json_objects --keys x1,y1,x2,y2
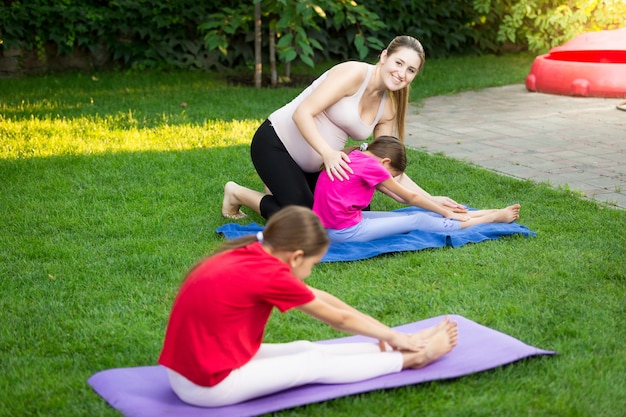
[
  {"x1": 474, "y1": 0, "x2": 626, "y2": 53},
  {"x1": 201, "y1": 0, "x2": 387, "y2": 68},
  {"x1": 1, "y1": 1, "x2": 624, "y2": 72},
  {"x1": 0, "y1": 0, "x2": 222, "y2": 69},
  {"x1": 361, "y1": 0, "x2": 482, "y2": 58},
  {"x1": 362, "y1": 0, "x2": 626, "y2": 56}
]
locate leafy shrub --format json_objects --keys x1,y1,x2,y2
[
  {"x1": 200, "y1": 0, "x2": 387, "y2": 68},
  {"x1": 474, "y1": 0, "x2": 626, "y2": 53},
  {"x1": 361, "y1": 0, "x2": 482, "y2": 58},
  {"x1": 0, "y1": 0, "x2": 223, "y2": 70},
  {"x1": 1, "y1": 0, "x2": 624, "y2": 73},
  {"x1": 365, "y1": 0, "x2": 626, "y2": 56}
]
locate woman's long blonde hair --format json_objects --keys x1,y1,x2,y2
[{"x1": 382, "y1": 36, "x2": 425, "y2": 142}]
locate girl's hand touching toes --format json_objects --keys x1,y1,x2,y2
[
  {"x1": 409, "y1": 315, "x2": 452, "y2": 345},
  {"x1": 401, "y1": 318, "x2": 459, "y2": 369},
  {"x1": 389, "y1": 333, "x2": 427, "y2": 352}
]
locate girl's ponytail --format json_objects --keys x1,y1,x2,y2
[{"x1": 214, "y1": 206, "x2": 329, "y2": 257}]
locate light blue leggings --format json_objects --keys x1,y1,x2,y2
[{"x1": 327, "y1": 210, "x2": 461, "y2": 243}]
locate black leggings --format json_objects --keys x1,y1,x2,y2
[{"x1": 251, "y1": 120, "x2": 320, "y2": 219}]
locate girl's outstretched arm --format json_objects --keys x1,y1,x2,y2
[
  {"x1": 394, "y1": 173, "x2": 467, "y2": 212},
  {"x1": 297, "y1": 287, "x2": 425, "y2": 352},
  {"x1": 309, "y1": 288, "x2": 382, "y2": 325},
  {"x1": 377, "y1": 178, "x2": 470, "y2": 222}
]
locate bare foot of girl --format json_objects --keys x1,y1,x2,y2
[
  {"x1": 461, "y1": 204, "x2": 522, "y2": 228},
  {"x1": 222, "y1": 181, "x2": 247, "y2": 219},
  {"x1": 493, "y1": 204, "x2": 521, "y2": 223},
  {"x1": 402, "y1": 319, "x2": 458, "y2": 369},
  {"x1": 409, "y1": 316, "x2": 451, "y2": 345}
]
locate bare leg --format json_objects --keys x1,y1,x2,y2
[
  {"x1": 459, "y1": 204, "x2": 521, "y2": 228},
  {"x1": 401, "y1": 319, "x2": 458, "y2": 369},
  {"x1": 222, "y1": 181, "x2": 264, "y2": 219},
  {"x1": 467, "y1": 204, "x2": 521, "y2": 218},
  {"x1": 466, "y1": 209, "x2": 499, "y2": 218}
]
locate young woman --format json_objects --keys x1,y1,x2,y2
[
  {"x1": 222, "y1": 35, "x2": 466, "y2": 220},
  {"x1": 312, "y1": 136, "x2": 521, "y2": 243},
  {"x1": 159, "y1": 206, "x2": 458, "y2": 407}
]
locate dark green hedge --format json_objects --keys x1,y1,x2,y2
[
  {"x1": 0, "y1": 0, "x2": 223, "y2": 70},
  {"x1": 0, "y1": 0, "x2": 508, "y2": 72},
  {"x1": 3, "y1": 0, "x2": 624, "y2": 73},
  {"x1": 360, "y1": 0, "x2": 485, "y2": 58}
]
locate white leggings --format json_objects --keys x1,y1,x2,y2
[
  {"x1": 166, "y1": 340, "x2": 403, "y2": 407},
  {"x1": 327, "y1": 210, "x2": 461, "y2": 243}
]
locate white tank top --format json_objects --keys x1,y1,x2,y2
[{"x1": 268, "y1": 64, "x2": 387, "y2": 172}]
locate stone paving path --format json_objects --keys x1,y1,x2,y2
[{"x1": 405, "y1": 84, "x2": 626, "y2": 209}]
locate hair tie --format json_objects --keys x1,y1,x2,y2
[
  {"x1": 256, "y1": 231, "x2": 264, "y2": 243},
  {"x1": 359, "y1": 142, "x2": 368, "y2": 151}
]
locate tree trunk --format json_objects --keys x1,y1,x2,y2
[
  {"x1": 284, "y1": 28, "x2": 292, "y2": 80},
  {"x1": 269, "y1": 26, "x2": 277, "y2": 87},
  {"x1": 254, "y1": 1, "x2": 262, "y2": 88}
]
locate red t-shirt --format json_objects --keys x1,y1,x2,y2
[{"x1": 158, "y1": 242, "x2": 315, "y2": 387}]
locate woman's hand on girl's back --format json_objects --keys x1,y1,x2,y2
[{"x1": 323, "y1": 150, "x2": 353, "y2": 181}]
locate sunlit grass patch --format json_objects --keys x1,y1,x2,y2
[{"x1": 0, "y1": 115, "x2": 260, "y2": 158}]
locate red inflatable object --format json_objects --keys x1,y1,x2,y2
[{"x1": 525, "y1": 28, "x2": 626, "y2": 98}]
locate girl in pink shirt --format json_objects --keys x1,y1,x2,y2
[
  {"x1": 313, "y1": 136, "x2": 521, "y2": 242},
  {"x1": 159, "y1": 206, "x2": 458, "y2": 407}
]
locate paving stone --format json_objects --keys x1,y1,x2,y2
[{"x1": 406, "y1": 84, "x2": 626, "y2": 209}]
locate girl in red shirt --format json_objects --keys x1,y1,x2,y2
[{"x1": 159, "y1": 206, "x2": 458, "y2": 407}]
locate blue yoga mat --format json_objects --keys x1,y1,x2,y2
[{"x1": 216, "y1": 207, "x2": 536, "y2": 262}]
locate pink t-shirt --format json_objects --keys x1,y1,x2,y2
[
  {"x1": 313, "y1": 150, "x2": 391, "y2": 229},
  {"x1": 158, "y1": 242, "x2": 315, "y2": 387}
]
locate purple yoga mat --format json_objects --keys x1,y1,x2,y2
[{"x1": 88, "y1": 315, "x2": 555, "y2": 417}]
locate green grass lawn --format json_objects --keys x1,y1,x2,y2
[{"x1": 1, "y1": 54, "x2": 624, "y2": 417}]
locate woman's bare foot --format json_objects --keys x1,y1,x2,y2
[
  {"x1": 402, "y1": 319, "x2": 458, "y2": 369},
  {"x1": 222, "y1": 181, "x2": 247, "y2": 219}
]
